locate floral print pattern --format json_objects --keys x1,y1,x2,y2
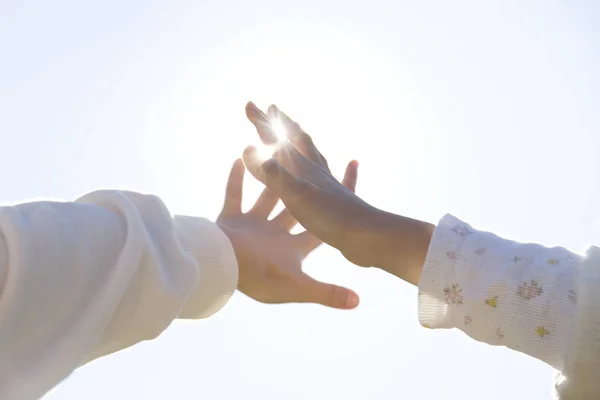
[
  {"x1": 510, "y1": 256, "x2": 524, "y2": 265},
  {"x1": 485, "y1": 296, "x2": 498, "y2": 308},
  {"x1": 418, "y1": 215, "x2": 580, "y2": 370},
  {"x1": 475, "y1": 247, "x2": 486, "y2": 256},
  {"x1": 517, "y1": 280, "x2": 543, "y2": 300},
  {"x1": 451, "y1": 225, "x2": 473, "y2": 237},
  {"x1": 496, "y1": 327, "x2": 505, "y2": 339},
  {"x1": 536, "y1": 326, "x2": 550, "y2": 338},
  {"x1": 444, "y1": 284, "x2": 463, "y2": 305}
]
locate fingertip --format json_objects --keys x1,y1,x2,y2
[
  {"x1": 342, "y1": 161, "x2": 358, "y2": 192},
  {"x1": 230, "y1": 158, "x2": 245, "y2": 177},
  {"x1": 345, "y1": 160, "x2": 359, "y2": 176},
  {"x1": 243, "y1": 145, "x2": 257, "y2": 156},
  {"x1": 246, "y1": 102, "x2": 270, "y2": 123},
  {"x1": 345, "y1": 290, "x2": 360, "y2": 309},
  {"x1": 242, "y1": 146, "x2": 259, "y2": 167},
  {"x1": 245, "y1": 101, "x2": 257, "y2": 118},
  {"x1": 327, "y1": 285, "x2": 360, "y2": 310}
]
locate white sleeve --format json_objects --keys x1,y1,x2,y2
[
  {"x1": 418, "y1": 214, "x2": 578, "y2": 371},
  {"x1": 0, "y1": 190, "x2": 238, "y2": 399}
]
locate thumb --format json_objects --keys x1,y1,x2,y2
[
  {"x1": 342, "y1": 160, "x2": 358, "y2": 192},
  {"x1": 295, "y1": 275, "x2": 360, "y2": 310}
]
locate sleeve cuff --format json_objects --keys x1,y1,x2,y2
[
  {"x1": 174, "y1": 216, "x2": 239, "y2": 319},
  {"x1": 418, "y1": 214, "x2": 578, "y2": 371},
  {"x1": 418, "y1": 214, "x2": 468, "y2": 329}
]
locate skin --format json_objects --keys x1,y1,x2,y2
[
  {"x1": 242, "y1": 102, "x2": 435, "y2": 287},
  {"x1": 216, "y1": 157, "x2": 361, "y2": 310}
]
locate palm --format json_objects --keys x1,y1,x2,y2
[{"x1": 216, "y1": 159, "x2": 359, "y2": 310}]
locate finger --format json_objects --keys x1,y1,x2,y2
[
  {"x1": 341, "y1": 160, "x2": 359, "y2": 192},
  {"x1": 319, "y1": 153, "x2": 330, "y2": 172},
  {"x1": 250, "y1": 187, "x2": 279, "y2": 218},
  {"x1": 268, "y1": 104, "x2": 326, "y2": 169},
  {"x1": 221, "y1": 159, "x2": 245, "y2": 216},
  {"x1": 295, "y1": 231, "x2": 322, "y2": 254},
  {"x1": 267, "y1": 105, "x2": 301, "y2": 138},
  {"x1": 242, "y1": 145, "x2": 309, "y2": 195},
  {"x1": 295, "y1": 275, "x2": 360, "y2": 310},
  {"x1": 246, "y1": 101, "x2": 277, "y2": 145},
  {"x1": 271, "y1": 208, "x2": 297, "y2": 231}
]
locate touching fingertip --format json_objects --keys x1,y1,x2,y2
[{"x1": 243, "y1": 145, "x2": 257, "y2": 156}]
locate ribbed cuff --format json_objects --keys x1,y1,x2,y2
[
  {"x1": 418, "y1": 214, "x2": 578, "y2": 371},
  {"x1": 174, "y1": 216, "x2": 238, "y2": 319},
  {"x1": 417, "y1": 214, "x2": 461, "y2": 329}
]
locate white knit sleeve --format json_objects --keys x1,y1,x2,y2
[
  {"x1": 418, "y1": 214, "x2": 578, "y2": 371},
  {"x1": 0, "y1": 190, "x2": 238, "y2": 399}
]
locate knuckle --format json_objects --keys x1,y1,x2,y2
[{"x1": 262, "y1": 159, "x2": 280, "y2": 175}]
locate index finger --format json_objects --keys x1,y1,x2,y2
[
  {"x1": 267, "y1": 104, "x2": 329, "y2": 172},
  {"x1": 221, "y1": 159, "x2": 245, "y2": 216},
  {"x1": 245, "y1": 101, "x2": 278, "y2": 145}
]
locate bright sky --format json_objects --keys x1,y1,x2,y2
[{"x1": 1, "y1": 1, "x2": 599, "y2": 399}]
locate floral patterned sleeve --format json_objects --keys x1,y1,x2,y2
[{"x1": 418, "y1": 214, "x2": 579, "y2": 371}]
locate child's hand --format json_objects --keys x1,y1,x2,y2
[
  {"x1": 243, "y1": 102, "x2": 433, "y2": 286},
  {"x1": 216, "y1": 159, "x2": 360, "y2": 309}
]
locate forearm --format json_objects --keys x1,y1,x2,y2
[
  {"x1": 368, "y1": 209, "x2": 434, "y2": 286},
  {"x1": 370, "y1": 210, "x2": 578, "y2": 370},
  {"x1": 0, "y1": 191, "x2": 237, "y2": 399}
]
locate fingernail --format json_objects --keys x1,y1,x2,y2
[{"x1": 345, "y1": 291, "x2": 359, "y2": 309}]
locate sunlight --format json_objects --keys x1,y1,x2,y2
[
  {"x1": 270, "y1": 118, "x2": 287, "y2": 142},
  {"x1": 256, "y1": 143, "x2": 276, "y2": 162}
]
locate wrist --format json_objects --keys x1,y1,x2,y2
[{"x1": 363, "y1": 209, "x2": 434, "y2": 286}]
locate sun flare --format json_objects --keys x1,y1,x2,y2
[
  {"x1": 270, "y1": 118, "x2": 287, "y2": 141},
  {"x1": 256, "y1": 143, "x2": 276, "y2": 162}
]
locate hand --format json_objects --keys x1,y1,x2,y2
[
  {"x1": 242, "y1": 102, "x2": 434, "y2": 285},
  {"x1": 216, "y1": 159, "x2": 360, "y2": 309}
]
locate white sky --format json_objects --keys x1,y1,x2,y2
[{"x1": 1, "y1": 1, "x2": 599, "y2": 399}]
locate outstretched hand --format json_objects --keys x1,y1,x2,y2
[
  {"x1": 241, "y1": 102, "x2": 433, "y2": 286},
  {"x1": 216, "y1": 159, "x2": 360, "y2": 309},
  {"x1": 242, "y1": 102, "x2": 382, "y2": 268}
]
